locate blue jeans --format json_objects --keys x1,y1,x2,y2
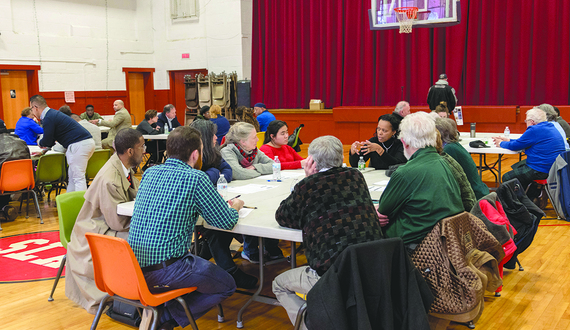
[
  {"x1": 243, "y1": 235, "x2": 280, "y2": 256},
  {"x1": 142, "y1": 253, "x2": 236, "y2": 327}
]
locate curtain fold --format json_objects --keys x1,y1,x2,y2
[{"x1": 252, "y1": 0, "x2": 570, "y2": 109}]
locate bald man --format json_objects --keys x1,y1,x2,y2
[{"x1": 97, "y1": 100, "x2": 132, "y2": 150}]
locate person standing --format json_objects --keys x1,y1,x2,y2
[
  {"x1": 30, "y1": 95, "x2": 95, "y2": 192},
  {"x1": 427, "y1": 73, "x2": 457, "y2": 112},
  {"x1": 253, "y1": 102, "x2": 276, "y2": 132},
  {"x1": 97, "y1": 100, "x2": 132, "y2": 150}
]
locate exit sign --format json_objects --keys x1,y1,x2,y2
[{"x1": 182, "y1": 53, "x2": 190, "y2": 59}]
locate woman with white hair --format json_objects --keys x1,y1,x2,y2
[{"x1": 493, "y1": 108, "x2": 566, "y2": 191}]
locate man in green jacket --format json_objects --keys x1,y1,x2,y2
[{"x1": 377, "y1": 111, "x2": 463, "y2": 252}]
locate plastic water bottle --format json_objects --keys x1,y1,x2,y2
[
  {"x1": 504, "y1": 126, "x2": 510, "y2": 139},
  {"x1": 217, "y1": 174, "x2": 228, "y2": 199},
  {"x1": 164, "y1": 125, "x2": 169, "y2": 134},
  {"x1": 272, "y1": 156, "x2": 281, "y2": 181},
  {"x1": 358, "y1": 156, "x2": 365, "y2": 171}
]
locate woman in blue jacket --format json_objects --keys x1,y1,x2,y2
[{"x1": 15, "y1": 107, "x2": 43, "y2": 145}]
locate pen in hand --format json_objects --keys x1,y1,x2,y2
[
  {"x1": 243, "y1": 206, "x2": 257, "y2": 209},
  {"x1": 227, "y1": 195, "x2": 241, "y2": 202}
]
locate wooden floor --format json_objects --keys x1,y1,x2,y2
[{"x1": 1, "y1": 148, "x2": 569, "y2": 330}]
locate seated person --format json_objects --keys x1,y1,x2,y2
[
  {"x1": 391, "y1": 101, "x2": 410, "y2": 126},
  {"x1": 195, "y1": 105, "x2": 211, "y2": 121},
  {"x1": 15, "y1": 107, "x2": 43, "y2": 145},
  {"x1": 220, "y1": 122, "x2": 282, "y2": 263},
  {"x1": 433, "y1": 101, "x2": 449, "y2": 118},
  {"x1": 377, "y1": 112, "x2": 463, "y2": 250},
  {"x1": 434, "y1": 130, "x2": 476, "y2": 211},
  {"x1": 272, "y1": 135, "x2": 383, "y2": 327},
  {"x1": 493, "y1": 108, "x2": 566, "y2": 191},
  {"x1": 0, "y1": 126, "x2": 30, "y2": 221},
  {"x1": 436, "y1": 118, "x2": 490, "y2": 200},
  {"x1": 98, "y1": 100, "x2": 132, "y2": 150},
  {"x1": 157, "y1": 104, "x2": 181, "y2": 132},
  {"x1": 537, "y1": 104, "x2": 570, "y2": 149},
  {"x1": 253, "y1": 102, "x2": 276, "y2": 132},
  {"x1": 190, "y1": 119, "x2": 258, "y2": 289},
  {"x1": 236, "y1": 105, "x2": 260, "y2": 132},
  {"x1": 349, "y1": 114, "x2": 406, "y2": 169},
  {"x1": 59, "y1": 105, "x2": 73, "y2": 116},
  {"x1": 136, "y1": 109, "x2": 165, "y2": 167},
  {"x1": 80, "y1": 104, "x2": 103, "y2": 121},
  {"x1": 65, "y1": 128, "x2": 144, "y2": 313},
  {"x1": 128, "y1": 126, "x2": 243, "y2": 329},
  {"x1": 260, "y1": 120, "x2": 306, "y2": 169},
  {"x1": 71, "y1": 114, "x2": 102, "y2": 150},
  {"x1": 209, "y1": 104, "x2": 230, "y2": 144},
  {"x1": 553, "y1": 105, "x2": 570, "y2": 139}
]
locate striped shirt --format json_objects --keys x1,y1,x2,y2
[{"x1": 128, "y1": 158, "x2": 239, "y2": 268}]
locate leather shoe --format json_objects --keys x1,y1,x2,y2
[{"x1": 231, "y1": 268, "x2": 258, "y2": 289}]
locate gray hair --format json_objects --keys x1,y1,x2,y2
[
  {"x1": 527, "y1": 108, "x2": 547, "y2": 124},
  {"x1": 394, "y1": 101, "x2": 409, "y2": 114},
  {"x1": 435, "y1": 118, "x2": 459, "y2": 144},
  {"x1": 308, "y1": 136, "x2": 344, "y2": 172},
  {"x1": 400, "y1": 112, "x2": 437, "y2": 149},
  {"x1": 536, "y1": 103, "x2": 557, "y2": 121},
  {"x1": 224, "y1": 122, "x2": 256, "y2": 146}
]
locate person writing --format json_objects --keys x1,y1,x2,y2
[{"x1": 260, "y1": 120, "x2": 306, "y2": 169}]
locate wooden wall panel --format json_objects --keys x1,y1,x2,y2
[{"x1": 0, "y1": 71, "x2": 29, "y2": 129}]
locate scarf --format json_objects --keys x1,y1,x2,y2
[{"x1": 235, "y1": 143, "x2": 257, "y2": 168}]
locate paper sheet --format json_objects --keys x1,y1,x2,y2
[
  {"x1": 256, "y1": 172, "x2": 305, "y2": 181},
  {"x1": 227, "y1": 184, "x2": 278, "y2": 194},
  {"x1": 368, "y1": 186, "x2": 386, "y2": 192},
  {"x1": 239, "y1": 208, "x2": 254, "y2": 218},
  {"x1": 373, "y1": 180, "x2": 390, "y2": 186}
]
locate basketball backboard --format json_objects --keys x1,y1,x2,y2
[{"x1": 369, "y1": 0, "x2": 461, "y2": 31}]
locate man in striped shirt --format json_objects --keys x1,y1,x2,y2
[{"x1": 128, "y1": 126, "x2": 244, "y2": 329}]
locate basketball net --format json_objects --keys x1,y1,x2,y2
[{"x1": 394, "y1": 7, "x2": 418, "y2": 34}]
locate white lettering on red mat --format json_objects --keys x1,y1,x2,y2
[{"x1": 0, "y1": 238, "x2": 64, "y2": 269}]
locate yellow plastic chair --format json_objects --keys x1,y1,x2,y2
[
  {"x1": 86, "y1": 149, "x2": 111, "y2": 185},
  {"x1": 35, "y1": 153, "x2": 66, "y2": 205},
  {"x1": 256, "y1": 131, "x2": 265, "y2": 149}
]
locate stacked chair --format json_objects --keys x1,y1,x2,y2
[{"x1": 185, "y1": 72, "x2": 239, "y2": 120}]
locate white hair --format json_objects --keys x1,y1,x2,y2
[
  {"x1": 224, "y1": 122, "x2": 255, "y2": 145},
  {"x1": 527, "y1": 108, "x2": 547, "y2": 124},
  {"x1": 427, "y1": 112, "x2": 440, "y2": 120},
  {"x1": 394, "y1": 101, "x2": 409, "y2": 114},
  {"x1": 308, "y1": 136, "x2": 344, "y2": 171},
  {"x1": 536, "y1": 104, "x2": 557, "y2": 121},
  {"x1": 399, "y1": 111, "x2": 437, "y2": 149}
]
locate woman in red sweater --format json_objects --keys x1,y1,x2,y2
[{"x1": 260, "y1": 120, "x2": 307, "y2": 169}]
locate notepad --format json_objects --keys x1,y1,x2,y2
[
  {"x1": 239, "y1": 208, "x2": 254, "y2": 218},
  {"x1": 227, "y1": 184, "x2": 278, "y2": 194},
  {"x1": 256, "y1": 172, "x2": 305, "y2": 181}
]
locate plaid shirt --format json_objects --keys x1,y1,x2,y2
[{"x1": 128, "y1": 158, "x2": 239, "y2": 268}]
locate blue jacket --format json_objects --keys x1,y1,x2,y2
[
  {"x1": 256, "y1": 110, "x2": 276, "y2": 132},
  {"x1": 202, "y1": 158, "x2": 233, "y2": 186},
  {"x1": 500, "y1": 121, "x2": 566, "y2": 173},
  {"x1": 39, "y1": 108, "x2": 92, "y2": 148},
  {"x1": 15, "y1": 116, "x2": 44, "y2": 145},
  {"x1": 210, "y1": 116, "x2": 230, "y2": 144},
  {"x1": 157, "y1": 112, "x2": 181, "y2": 131}
]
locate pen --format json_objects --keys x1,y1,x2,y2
[
  {"x1": 243, "y1": 206, "x2": 257, "y2": 209},
  {"x1": 227, "y1": 195, "x2": 241, "y2": 202}
]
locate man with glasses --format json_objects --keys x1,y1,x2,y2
[
  {"x1": 65, "y1": 128, "x2": 145, "y2": 314},
  {"x1": 493, "y1": 108, "x2": 566, "y2": 191}
]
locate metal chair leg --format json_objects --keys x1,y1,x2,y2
[
  {"x1": 25, "y1": 191, "x2": 30, "y2": 219},
  {"x1": 48, "y1": 254, "x2": 66, "y2": 301},
  {"x1": 294, "y1": 303, "x2": 308, "y2": 330},
  {"x1": 217, "y1": 304, "x2": 224, "y2": 322},
  {"x1": 90, "y1": 295, "x2": 113, "y2": 330},
  {"x1": 516, "y1": 258, "x2": 524, "y2": 271},
  {"x1": 31, "y1": 190, "x2": 43, "y2": 224},
  {"x1": 176, "y1": 296, "x2": 199, "y2": 330}
]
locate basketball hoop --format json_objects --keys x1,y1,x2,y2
[{"x1": 394, "y1": 7, "x2": 418, "y2": 34}]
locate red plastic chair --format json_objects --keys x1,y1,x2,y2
[
  {"x1": 85, "y1": 233, "x2": 201, "y2": 330},
  {"x1": 0, "y1": 159, "x2": 42, "y2": 223}
]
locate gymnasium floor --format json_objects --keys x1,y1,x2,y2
[{"x1": 1, "y1": 148, "x2": 569, "y2": 330}]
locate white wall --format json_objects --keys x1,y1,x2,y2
[{"x1": 0, "y1": 0, "x2": 252, "y2": 92}]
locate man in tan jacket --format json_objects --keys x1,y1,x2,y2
[
  {"x1": 65, "y1": 128, "x2": 145, "y2": 314},
  {"x1": 97, "y1": 99, "x2": 132, "y2": 150}
]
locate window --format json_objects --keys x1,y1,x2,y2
[{"x1": 170, "y1": 0, "x2": 198, "y2": 20}]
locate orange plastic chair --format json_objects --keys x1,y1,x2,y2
[
  {"x1": 0, "y1": 159, "x2": 42, "y2": 223},
  {"x1": 85, "y1": 233, "x2": 207, "y2": 330}
]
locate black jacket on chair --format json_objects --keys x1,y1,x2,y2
[{"x1": 305, "y1": 239, "x2": 433, "y2": 330}]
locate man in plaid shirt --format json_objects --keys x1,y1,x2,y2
[{"x1": 128, "y1": 126, "x2": 244, "y2": 329}]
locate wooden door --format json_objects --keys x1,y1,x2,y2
[
  {"x1": 1, "y1": 71, "x2": 30, "y2": 129},
  {"x1": 127, "y1": 73, "x2": 145, "y2": 125}
]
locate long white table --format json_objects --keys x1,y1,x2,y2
[
  {"x1": 458, "y1": 132, "x2": 523, "y2": 184},
  {"x1": 117, "y1": 167, "x2": 389, "y2": 328}
]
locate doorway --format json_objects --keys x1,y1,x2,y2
[
  {"x1": 123, "y1": 68, "x2": 155, "y2": 125},
  {"x1": 0, "y1": 67, "x2": 40, "y2": 129},
  {"x1": 169, "y1": 69, "x2": 208, "y2": 125}
]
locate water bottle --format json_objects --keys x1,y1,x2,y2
[
  {"x1": 217, "y1": 174, "x2": 228, "y2": 199},
  {"x1": 504, "y1": 126, "x2": 510, "y2": 139},
  {"x1": 272, "y1": 156, "x2": 281, "y2": 181},
  {"x1": 164, "y1": 125, "x2": 169, "y2": 134},
  {"x1": 358, "y1": 156, "x2": 365, "y2": 171}
]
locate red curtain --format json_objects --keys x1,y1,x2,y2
[{"x1": 251, "y1": 0, "x2": 570, "y2": 109}]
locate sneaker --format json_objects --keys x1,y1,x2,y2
[
  {"x1": 266, "y1": 246, "x2": 285, "y2": 260},
  {"x1": 230, "y1": 268, "x2": 258, "y2": 289},
  {"x1": 241, "y1": 251, "x2": 260, "y2": 264},
  {"x1": 2, "y1": 206, "x2": 17, "y2": 222}
]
